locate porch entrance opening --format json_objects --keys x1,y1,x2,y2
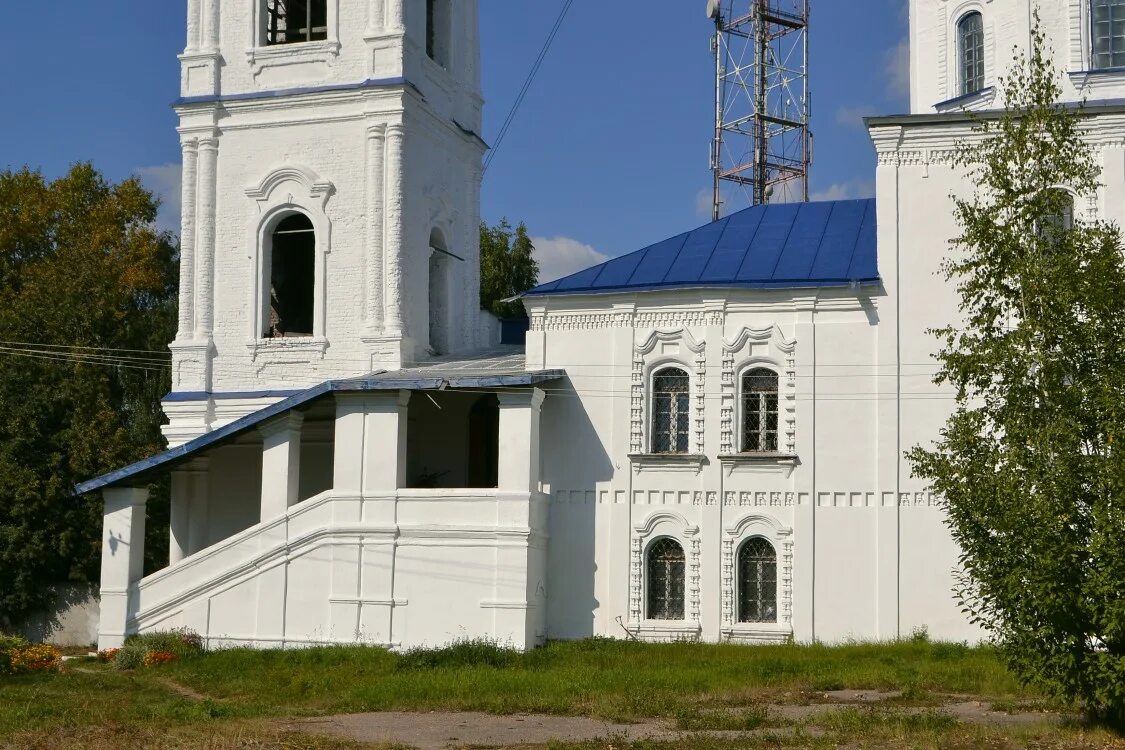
[{"x1": 406, "y1": 391, "x2": 499, "y2": 489}]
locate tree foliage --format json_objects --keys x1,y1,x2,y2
[
  {"x1": 480, "y1": 219, "x2": 538, "y2": 319},
  {"x1": 0, "y1": 164, "x2": 177, "y2": 627},
  {"x1": 908, "y1": 22, "x2": 1124, "y2": 726}
]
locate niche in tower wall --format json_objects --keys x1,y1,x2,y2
[
  {"x1": 267, "y1": 214, "x2": 315, "y2": 338},
  {"x1": 266, "y1": 0, "x2": 328, "y2": 45}
]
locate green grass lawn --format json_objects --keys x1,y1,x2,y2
[{"x1": 0, "y1": 639, "x2": 1120, "y2": 749}]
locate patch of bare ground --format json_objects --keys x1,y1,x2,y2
[
  {"x1": 291, "y1": 691, "x2": 1085, "y2": 749},
  {"x1": 288, "y1": 712, "x2": 674, "y2": 750}
]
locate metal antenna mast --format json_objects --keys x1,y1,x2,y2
[{"x1": 708, "y1": 0, "x2": 811, "y2": 220}]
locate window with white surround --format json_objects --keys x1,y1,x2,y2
[
  {"x1": 651, "y1": 367, "x2": 691, "y2": 454},
  {"x1": 646, "y1": 537, "x2": 686, "y2": 620},
  {"x1": 741, "y1": 368, "x2": 779, "y2": 452},
  {"x1": 266, "y1": 0, "x2": 328, "y2": 45},
  {"x1": 738, "y1": 538, "x2": 778, "y2": 623},
  {"x1": 1092, "y1": 0, "x2": 1125, "y2": 69},
  {"x1": 958, "y1": 11, "x2": 985, "y2": 96}
]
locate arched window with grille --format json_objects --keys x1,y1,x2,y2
[
  {"x1": 1093, "y1": 0, "x2": 1125, "y2": 69},
  {"x1": 646, "y1": 537, "x2": 686, "y2": 620},
  {"x1": 958, "y1": 12, "x2": 985, "y2": 96},
  {"x1": 741, "y1": 368, "x2": 779, "y2": 453},
  {"x1": 1040, "y1": 188, "x2": 1075, "y2": 238},
  {"x1": 651, "y1": 367, "x2": 691, "y2": 454},
  {"x1": 738, "y1": 538, "x2": 777, "y2": 623},
  {"x1": 266, "y1": 0, "x2": 328, "y2": 45}
]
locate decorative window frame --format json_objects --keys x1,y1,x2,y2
[
  {"x1": 629, "y1": 511, "x2": 702, "y2": 641},
  {"x1": 935, "y1": 0, "x2": 995, "y2": 108},
  {"x1": 246, "y1": 0, "x2": 342, "y2": 75},
  {"x1": 720, "y1": 326, "x2": 796, "y2": 468},
  {"x1": 630, "y1": 329, "x2": 706, "y2": 469},
  {"x1": 245, "y1": 165, "x2": 335, "y2": 361},
  {"x1": 721, "y1": 514, "x2": 793, "y2": 643},
  {"x1": 1039, "y1": 184, "x2": 1097, "y2": 224}
]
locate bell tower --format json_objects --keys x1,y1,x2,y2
[{"x1": 167, "y1": 0, "x2": 488, "y2": 444}]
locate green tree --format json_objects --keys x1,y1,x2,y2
[
  {"x1": 480, "y1": 218, "x2": 539, "y2": 319},
  {"x1": 0, "y1": 164, "x2": 177, "y2": 628},
  {"x1": 908, "y1": 22, "x2": 1124, "y2": 726}
]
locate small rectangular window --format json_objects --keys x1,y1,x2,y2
[{"x1": 266, "y1": 0, "x2": 329, "y2": 46}]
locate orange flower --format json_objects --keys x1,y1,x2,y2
[{"x1": 143, "y1": 650, "x2": 177, "y2": 667}]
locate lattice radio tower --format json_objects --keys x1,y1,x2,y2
[{"x1": 707, "y1": 0, "x2": 811, "y2": 220}]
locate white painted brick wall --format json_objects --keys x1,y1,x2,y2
[
  {"x1": 911, "y1": 0, "x2": 1125, "y2": 114},
  {"x1": 169, "y1": 0, "x2": 487, "y2": 438}
]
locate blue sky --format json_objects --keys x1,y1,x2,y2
[{"x1": 0, "y1": 1, "x2": 907, "y2": 282}]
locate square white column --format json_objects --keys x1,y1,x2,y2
[
  {"x1": 497, "y1": 388, "x2": 546, "y2": 492},
  {"x1": 332, "y1": 392, "x2": 411, "y2": 494},
  {"x1": 169, "y1": 470, "x2": 191, "y2": 566},
  {"x1": 98, "y1": 487, "x2": 149, "y2": 650},
  {"x1": 259, "y1": 411, "x2": 304, "y2": 522}
]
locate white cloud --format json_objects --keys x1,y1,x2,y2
[
  {"x1": 532, "y1": 235, "x2": 610, "y2": 283},
  {"x1": 884, "y1": 37, "x2": 910, "y2": 104},
  {"x1": 835, "y1": 104, "x2": 879, "y2": 129},
  {"x1": 809, "y1": 179, "x2": 875, "y2": 202},
  {"x1": 135, "y1": 163, "x2": 183, "y2": 235},
  {"x1": 696, "y1": 188, "x2": 715, "y2": 219}
]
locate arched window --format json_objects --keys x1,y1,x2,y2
[
  {"x1": 1093, "y1": 0, "x2": 1125, "y2": 69},
  {"x1": 266, "y1": 213, "x2": 315, "y2": 338},
  {"x1": 651, "y1": 367, "x2": 691, "y2": 454},
  {"x1": 741, "y1": 368, "x2": 779, "y2": 453},
  {"x1": 958, "y1": 12, "x2": 985, "y2": 96},
  {"x1": 426, "y1": 0, "x2": 452, "y2": 67},
  {"x1": 1040, "y1": 189, "x2": 1075, "y2": 239},
  {"x1": 738, "y1": 538, "x2": 777, "y2": 623},
  {"x1": 646, "y1": 537, "x2": 685, "y2": 620},
  {"x1": 266, "y1": 0, "x2": 328, "y2": 45},
  {"x1": 428, "y1": 229, "x2": 455, "y2": 356}
]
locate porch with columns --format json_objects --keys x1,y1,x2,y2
[{"x1": 87, "y1": 370, "x2": 558, "y2": 651}]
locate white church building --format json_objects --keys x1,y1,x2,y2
[{"x1": 82, "y1": 0, "x2": 1125, "y2": 651}]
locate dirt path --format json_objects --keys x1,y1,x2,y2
[
  {"x1": 288, "y1": 693, "x2": 1068, "y2": 749},
  {"x1": 288, "y1": 712, "x2": 676, "y2": 749}
]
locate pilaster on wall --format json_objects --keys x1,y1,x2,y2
[{"x1": 382, "y1": 123, "x2": 407, "y2": 338}]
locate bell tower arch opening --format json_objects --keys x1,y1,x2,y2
[
  {"x1": 428, "y1": 228, "x2": 457, "y2": 356},
  {"x1": 265, "y1": 212, "x2": 316, "y2": 338}
]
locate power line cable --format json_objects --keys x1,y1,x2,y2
[{"x1": 482, "y1": 0, "x2": 576, "y2": 174}]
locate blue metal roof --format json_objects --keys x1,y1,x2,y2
[
  {"x1": 75, "y1": 364, "x2": 563, "y2": 495},
  {"x1": 525, "y1": 199, "x2": 879, "y2": 297}
]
